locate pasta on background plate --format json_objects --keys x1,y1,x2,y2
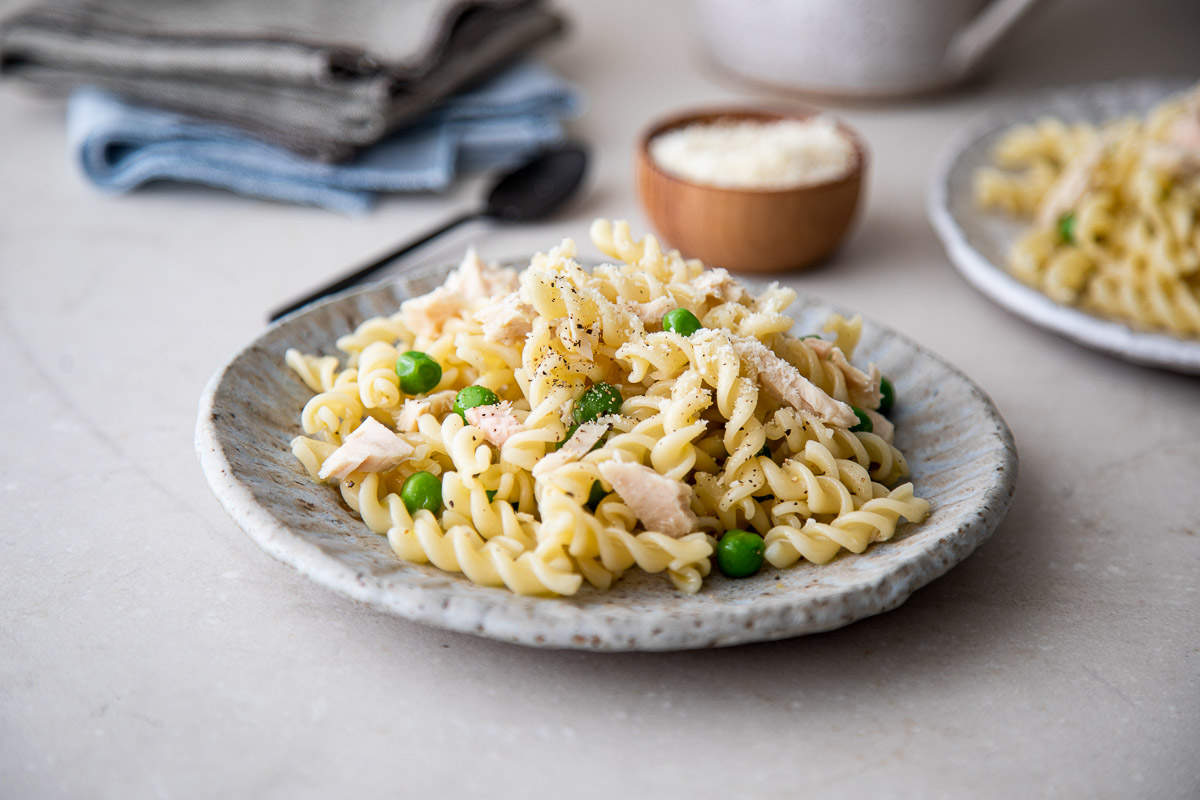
[
  {"x1": 284, "y1": 220, "x2": 929, "y2": 596},
  {"x1": 974, "y1": 84, "x2": 1200, "y2": 338}
]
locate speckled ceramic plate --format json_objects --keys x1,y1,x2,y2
[
  {"x1": 196, "y1": 259, "x2": 1017, "y2": 651},
  {"x1": 929, "y1": 77, "x2": 1200, "y2": 374}
]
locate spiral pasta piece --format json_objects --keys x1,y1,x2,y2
[{"x1": 764, "y1": 484, "x2": 930, "y2": 569}]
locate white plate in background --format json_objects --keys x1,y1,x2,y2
[{"x1": 929, "y1": 77, "x2": 1200, "y2": 374}]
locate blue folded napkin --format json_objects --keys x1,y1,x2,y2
[{"x1": 66, "y1": 60, "x2": 583, "y2": 214}]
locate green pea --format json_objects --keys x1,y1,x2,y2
[
  {"x1": 662, "y1": 308, "x2": 702, "y2": 337},
  {"x1": 395, "y1": 350, "x2": 443, "y2": 395},
  {"x1": 400, "y1": 471, "x2": 442, "y2": 515},
  {"x1": 878, "y1": 376, "x2": 896, "y2": 416},
  {"x1": 586, "y1": 480, "x2": 607, "y2": 510},
  {"x1": 716, "y1": 530, "x2": 765, "y2": 578},
  {"x1": 800, "y1": 334, "x2": 822, "y2": 340},
  {"x1": 573, "y1": 382, "x2": 623, "y2": 424},
  {"x1": 1057, "y1": 211, "x2": 1076, "y2": 244},
  {"x1": 850, "y1": 406, "x2": 873, "y2": 433},
  {"x1": 452, "y1": 385, "x2": 500, "y2": 420}
]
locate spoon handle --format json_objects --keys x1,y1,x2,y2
[{"x1": 268, "y1": 209, "x2": 484, "y2": 322}]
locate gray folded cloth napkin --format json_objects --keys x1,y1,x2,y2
[
  {"x1": 68, "y1": 60, "x2": 582, "y2": 213},
  {"x1": 0, "y1": 0, "x2": 564, "y2": 161}
]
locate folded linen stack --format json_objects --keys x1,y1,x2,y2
[{"x1": 0, "y1": 0, "x2": 581, "y2": 211}]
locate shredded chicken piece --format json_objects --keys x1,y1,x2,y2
[
  {"x1": 444, "y1": 248, "x2": 520, "y2": 302},
  {"x1": 732, "y1": 335, "x2": 857, "y2": 428},
  {"x1": 846, "y1": 361, "x2": 883, "y2": 411},
  {"x1": 464, "y1": 401, "x2": 524, "y2": 447},
  {"x1": 474, "y1": 292, "x2": 535, "y2": 345},
  {"x1": 1147, "y1": 142, "x2": 1200, "y2": 178},
  {"x1": 318, "y1": 417, "x2": 414, "y2": 481},
  {"x1": 1148, "y1": 88, "x2": 1200, "y2": 178},
  {"x1": 621, "y1": 296, "x2": 675, "y2": 326},
  {"x1": 1036, "y1": 135, "x2": 1111, "y2": 228},
  {"x1": 532, "y1": 421, "x2": 609, "y2": 478},
  {"x1": 862, "y1": 408, "x2": 894, "y2": 443},
  {"x1": 1168, "y1": 119, "x2": 1200, "y2": 153},
  {"x1": 402, "y1": 250, "x2": 520, "y2": 337},
  {"x1": 400, "y1": 287, "x2": 463, "y2": 338},
  {"x1": 392, "y1": 389, "x2": 456, "y2": 432},
  {"x1": 597, "y1": 461, "x2": 698, "y2": 538},
  {"x1": 691, "y1": 268, "x2": 747, "y2": 305},
  {"x1": 805, "y1": 338, "x2": 882, "y2": 409}
]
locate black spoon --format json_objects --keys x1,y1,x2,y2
[{"x1": 268, "y1": 143, "x2": 589, "y2": 322}]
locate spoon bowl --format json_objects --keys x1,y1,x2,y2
[{"x1": 487, "y1": 146, "x2": 588, "y2": 222}]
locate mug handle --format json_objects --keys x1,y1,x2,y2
[{"x1": 946, "y1": 0, "x2": 1045, "y2": 73}]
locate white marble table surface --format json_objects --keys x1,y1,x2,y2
[{"x1": 3, "y1": 0, "x2": 1198, "y2": 797}]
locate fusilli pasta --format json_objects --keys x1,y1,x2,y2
[
  {"x1": 974, "y1": 85, "x2": 1200, "y2": 338},
  {"x1": 284, "y1": 222, "x2": 929, "y2": 596}
]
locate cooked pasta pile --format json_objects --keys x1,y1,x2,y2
[
  {"x1": 974, "y1": 86, "x2": 1200, "y2": 337},
  {"x1": 284, "y1": 220, "x2": 929, "y2": 596}
]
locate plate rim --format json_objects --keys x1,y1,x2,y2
[
  {"x1": 196, "y1": 277, "x2": 1018, "y2": 651},
  {"x1": 928, "y1": 76, "x2": 1200, "y2": 374}
]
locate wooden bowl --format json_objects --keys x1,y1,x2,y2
[{"x1": 636, "y1": 108, "x2": 866, "y2": 273}]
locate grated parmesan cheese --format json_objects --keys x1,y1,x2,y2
[{"x1": 649, "y1": 117, "x2": 856, "y2": 190}]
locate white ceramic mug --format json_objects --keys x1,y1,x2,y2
[{"x1": 695, "y1": 0, "x2": 1045, "y2": 98}]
